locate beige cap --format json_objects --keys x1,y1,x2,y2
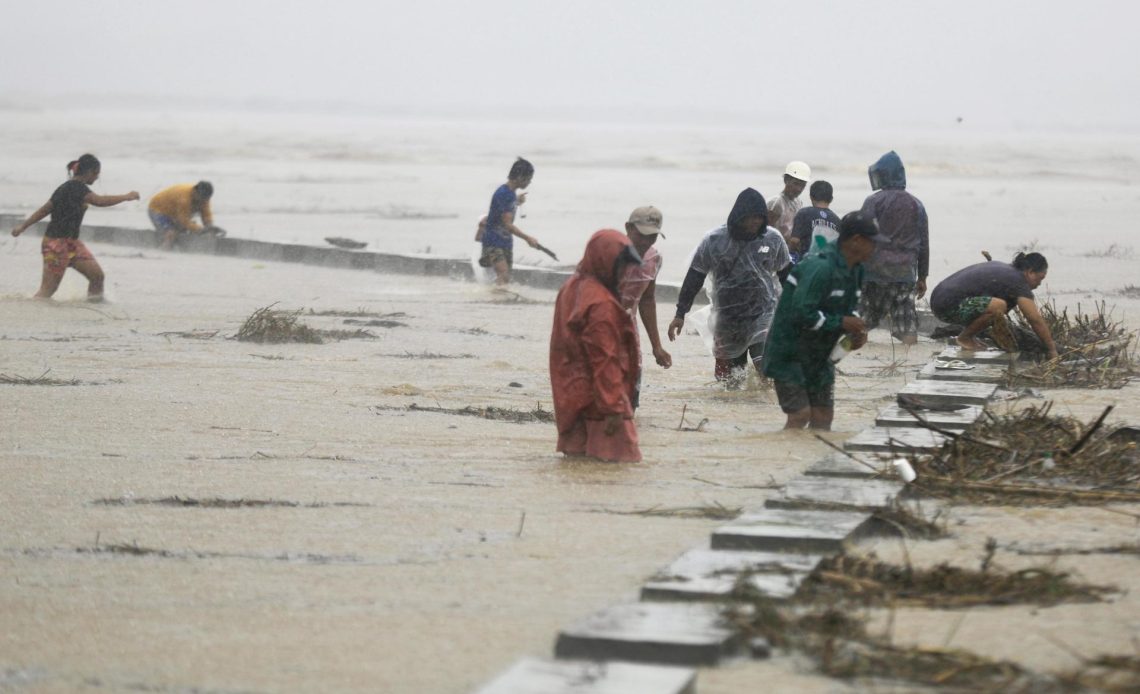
[{"x1": 627, "y1": 205, "x2": 665, "y2": 238}]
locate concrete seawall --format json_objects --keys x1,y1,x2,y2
[{"x1": 0, "y1": 214, "x2": 695, "y2": 303}]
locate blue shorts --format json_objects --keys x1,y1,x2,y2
[{"x1": 149, "y1": 210, "x2": 180, "y2": 232}]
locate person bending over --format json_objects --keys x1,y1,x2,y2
[
  {"x1": 929, "y1": 252, "x2": 1057, "y2": 359},
  {"x1": 149, "y1": 181, "x2": 219, "y2": 250}
]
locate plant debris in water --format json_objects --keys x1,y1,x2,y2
[
  {"x1": 92, "y1": 496, "x2": 369, "y2": 508},
  {"x1": 599, "y1": 501, "x2": 742, "y2": 520},
  {"x1": 797, "y1": 553, "x2": 1114, "y2": 608},
  {"x1": 869, "y1": 501, "x2": 947, "y2": 540},
  {"x1": 318, "y1": 328, "x2": 378, "y2": 340},
  {"x1": 380, "y1": 351, "x2": 476, "y2": 360},
  {"x1": 1, "y1": 370, "x2": 84, "y2": 386},
  {"x1": 306, "y1": 308, "x2": 408, "y2": 319},
  {"x1": 723, "y1": 584, "x2": 1055, "y2": 691},
  {"x1": 721, "y1": 546, "x2": 1112, "y2": 690},
  {"x1": 905, "y1": 402, "x2": 1140, "y2": 505},
  {"x1": 1008, "y1": 300, "x2": 1138, "y2": 388},
  {"x1": 1060, "y1": 654, "x2": 1140, "y2": 693},
  {"x1": 236, "y1": 304, "x2": 323, "y2": 344},
  {"x1": 371, "y1": 402, "x2": 555, "y2": 424}
]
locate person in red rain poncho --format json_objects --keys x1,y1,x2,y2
[{"x1": 550, "y1": 229, "x2": 644, "y2": 462}]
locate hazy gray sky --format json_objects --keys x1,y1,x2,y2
[{"x1": 4, "y1": 0, "x2": 1138, "y2": 130}]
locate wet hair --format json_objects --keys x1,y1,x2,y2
[
  {"x1": 508, "y1": 157, "x2": 534, "y2": 181},
  {"x1": 194, "y1": 181, "x2": 214, "y2": 199},
  {"x1": 1012, "y1": 251, "x2": 1048, "y2": 273},
  {"x1": 67, "y1": 154, "x2": 100, "y2": 177},
  {"x1": 809, "y1": 180, "x2": 833, "y2": 203}
]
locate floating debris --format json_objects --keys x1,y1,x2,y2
[
  {"x1": 597, "y1": 501, "x2": 742, "y2": 521},
  {"x1": 306, "y1": 309, "x2": 408, "y2": 318},
  {"x1": 1, "y1": 370, "x2": 84, "y2": 386},
  {"x1": 324, "y1": 236, "x2": 367, "y2": 250},
  {"x1": 156, "y1": 329, "x2": 219, "y2": 340},
  {"x1": 797, "y1": 553, "x2": 1114, "y2": 608},
  {"x1": 1060, "y1": 654, "x2": 1140, "y2": 692},
  {"x1": 721, "y1": 545, "x2": 1112, "y2": 690},
  {"x1": 236, "y1": 304, "x2": 322, "y2": 344},
  {"x1": 905, "y1": 402, "x2": 1140, "y2": 505},
  {"x1": 1009, "y1": 301, "x2": 1137, "y2": 389},
  {"x1": 371, "y1": 402, "x2": 555, "y2": 424},
  {"x1": 92, "y1": 496, "x2": 369, "y2": 509},
  {"x1": 380, "y1": 351, "x2": 476, "y2": 360}
]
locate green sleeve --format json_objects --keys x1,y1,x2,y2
[{"x1": 787, "y1": 262, "x2": 843, "y2": 333}]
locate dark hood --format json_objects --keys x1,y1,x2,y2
[
  {"x1": 869, "y1": 150, "x2": 906, "y2": 190},
  {"x1": 727, "y1": 187, "x2": 768, "y2": 240}
]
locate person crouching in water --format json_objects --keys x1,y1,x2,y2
[
  {"x1": 9, "y1": 154, "x2": 140, "y2": 300},
  {"x1": 149, "y1": 181, "x2": 218, "y2": 250},
  {"x1": 550, "y1": 230, "x2": 644, "y2": 462},
  {"x1": 929, "y1": 252, "x2": 1058, "y2": 359},
  {"x1": 763, "y1": 212, "x2": 877, "y2": 430}
]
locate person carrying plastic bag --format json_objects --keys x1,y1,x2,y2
[{"x1": 667, "y1": 188, "x2": 791, "y2": 387}]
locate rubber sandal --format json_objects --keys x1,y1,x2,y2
[{"x1": 934, "y1": 359, "x2": 974, "y2": 370}]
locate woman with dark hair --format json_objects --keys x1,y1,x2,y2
[
  {"x1": 9, "y1": 155, "x2": 139, "y2": 300},
  {"x1": 929, "y1": 251, "x2": 1058, "y2": 358}
]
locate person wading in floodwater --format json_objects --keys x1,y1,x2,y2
[
  {"x1": 763, "y1": 212, "x2": 877, "y2": 430},
  {"x1": 479, "y1": 158, "x2": 544, "y2": 286},
  {"x1": 550, "y1": 229, "x2": 644, "y2": 462},
  {"x1": 9, "y1": 154, "x2": 139, "y2": 301}
]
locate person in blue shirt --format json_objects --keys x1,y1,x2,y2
[{"x1": 478, "y1": 158, "x2": 542, "y2": 286}]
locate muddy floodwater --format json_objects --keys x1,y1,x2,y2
[
  {"x1": 3, "y1": 110, "x2": 1140, "y2": 692},
  {"x1": 2, "y1": 245, "x2": 1138, "y2": 693}
]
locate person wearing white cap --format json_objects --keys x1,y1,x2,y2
[
  {"x1": 767, "y1": 161, "x2": 811, "y2": 247},
  {"x1": 618, "y1": 206, "x2": 672, "y2": 409}
]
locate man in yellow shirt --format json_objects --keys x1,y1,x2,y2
[{"x1": 148, "y1": 181, "x2": 220, "y2": 249}]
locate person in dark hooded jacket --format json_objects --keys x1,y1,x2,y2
[
  {"x1": 550, "y1": 229, "x2": 644, "y2": 462},
  {"x1": 859, "y1": 151, "x2": 929, "y2": 345},
  {"x1": 667, "y1": 188, "x2": 791, "y2": 385}
]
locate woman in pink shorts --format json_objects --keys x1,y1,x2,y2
[{"x1": 10, "y1": 154, "x2": 139, "y2": 300}]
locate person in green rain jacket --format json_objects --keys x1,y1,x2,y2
[{"x1": 763, "y1": 212, "x2": 879, "y2": 430}]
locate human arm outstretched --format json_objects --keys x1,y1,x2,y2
[{"x1": 10, "y1": 200, "x2": 52, "y2": 236}]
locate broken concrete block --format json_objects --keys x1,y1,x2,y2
[
  {"x1": 844, "y1": 427, "x2": 949, "y2": 453},
  {"x1": 640, "y1": 548, "x2": 821, "y2": 602},
  {"x1": 554, "y1": 603, "x2": 739, "y2": 666},
  {"x1": 474, "y1": 657, "x2": 696, "y2": 694},
  {"x1": 711, "y1": 508, "x2": 875, "y2": 554}
]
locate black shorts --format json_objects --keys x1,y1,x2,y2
[{"x1": 774, "y1": 379, "x2": 835, "y2": 413}]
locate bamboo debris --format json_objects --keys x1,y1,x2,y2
[
  {"x1": 907, "y1": 402, "x2": 1140, "y2": 505},
  {"x1": 1008, "y1": 300, "x2": 1138, "y2": 388},
  {"x1": 797, "y1": 553, "x2": 1114, "y2": 608}
]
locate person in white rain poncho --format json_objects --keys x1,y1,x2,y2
[{"x1": 667, "y1": 188, "x2": 791, "y2": 385}]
